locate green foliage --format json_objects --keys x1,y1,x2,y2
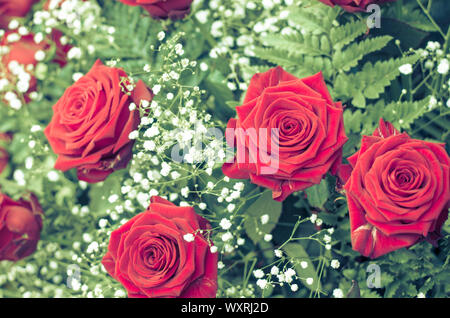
[
  {"x1": 304, "y1": 179, "x2": 329, "y2": 209},
  {"x1": 243, "y1": 190, "x2": 283, "y2": 244},
  {"x1": 283, "y1": 243, "x2": 321, "y2": 293}
]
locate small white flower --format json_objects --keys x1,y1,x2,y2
[
  {"x1": 437, "y1": 59, "x2": 449, "y2": 75},
  {"x1": 200, "y1": 62, "x2": 209, "y2": 71},
  {"x1": 47, "y1": 171, "x2": 59, "y2": 182},
  {"x1": 260, "y1": 214, "x2": 269, "y2": 225},
  {"x1": 183, "y1": 233, "x2": 195, "y2": 242},
  {"x1": 274, "y1": 249, "x2": 283, "y2": 258},
  {"x1": 221, "y1": 232, "x2": 233, "y2": 242},
  {"x1": 331, "y1": 259, "x2": 340, "y2": 269},
  {"x1": 128, "y1": 130, "x2": 139, "y2": 140},
  {"x1": 67, "y1": 47, "x2": 82, "y2": 59},
  {"x1": 264, "y1": 234, "x2": 273, "y2": 242},
  {"x1": 237, "y1": 238, "x2": 245, "y2": 245},
  {"x1": 143, "y1": 140, "x2": 156, "y2": 151},
  {"x1": 8, "y1": 20, "x2": 19, "y2": 30},
  {"x1": 398, "y1": 63, "x2": 413, "y2": 75},
  {"x1": 72, "y1": 72, "x2": 83, "y2": 82},
  {"x1": 114, "y1": 290, "x2": 126, "y2": 298},
  {"x1": 417, "y1": 292, "x2": 426, "y2": 298},
  {"x1": 333, "y1": 288, "x2": 344, "y2": 298},
  {"x1": 220, "y1": 218, "x2": 232, "y2": 230},
  {"x1": 300, "y1": 261, "x2": 308, "y2": 269},
  {"x1": 157, "y1": 31, "x2": 165, "y2": 41},
  {"x1": 256, "y1": 279, "x2": 268, "y2": 290},
  {"x1": 253, "y1": 269, "x2": 265, "y2": 279},
  {"x1": 270, "y1": 266, "x2": 279, "y2": 275},
  {"x1": 290, "y1": 284, "x2": 299, "y2": 292},
  {"x1": 306, "y1": 278, "x2": 314, "y2": 285}
]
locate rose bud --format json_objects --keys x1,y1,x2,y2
[
  {"x1": 44, "y1": 59, "x2": 152, "y2": 183},
  {"x1": 118, "y1": 0, "x2": 193, "y2": 20},
  {"x1": 223, "y1": 66, "x2": 348, "y2": 201},
  {"x1": 102, "y1": 196, "x2": 218, "y2": 298},
  {"x1": 0, "y1": 193, "x2": 43, "y2": 261},
  {"x1": 344, "y1": 119, "x2": 450, "y2": 258}
]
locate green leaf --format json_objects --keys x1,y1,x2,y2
[
  {"x1": 346, "y1": 280, "x2": 361, "y2": 298},
  {"x1": 304, "y1": 179, "x2": 329, "y2": 208},
  {"x1": 333, "y1": 36, "x2": 392, "y2": 72},
  {"x1": 243, "y1": 191, "x2": 282, "y2": 244},
  {"x1": 283, "y1": 243, "x2": 321, "y2": 292},
  {"x1": 330, "y1": 19, "x2": 367, "y2": 50}
]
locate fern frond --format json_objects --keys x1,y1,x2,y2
[
  {"x1": 330, "y1": 20, "x2": 368, "y2": 50},
  {"x1": 333, "y1": 36, "x2": 393, "y2": 72}
]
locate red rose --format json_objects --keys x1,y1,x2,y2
[
  {"x1": 0, "y1": 193, "x2": 43, "y2": 261},
  {"x1": 44, "y1": 60, "x2": 152, "y2": 183},
  {"x1": 118, "y1": 0, "x2": 193, "y2": 20},
  {"x1": 0, "y1": 0, "x2": 39, "y2": 29},
  {"x1": 222, "y1": 66, "x2": 348, "y2": 201},
  {"x1": 318, "y1": 0, "x2": 395, "y2": 12},
  {"x1": 344, "y1": 119, "x2": 450, "y2": 258},
  {"x1": 102, "y1": 196, "x2": 218, "y2": 298}
]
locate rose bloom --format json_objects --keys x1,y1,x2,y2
[
  {"x1": 118, "y1": 0, "x2": 193, "y2": 20},
  {"x1": 344, "y1": 119, "x2": 450, "y2": 258},
  {"x1": 44, "y1": 60, "x2": 152, "y2": 183},
  {"x1": 0, "y1": 193, "x2": 43, "y2": 261},
  {"x1": 0, "y1": 0, "x2": 39, "y2": 29},
  {"x1": 223, "y1": 66, "x2": 348, "y2": 201},
  {"x1": 102, "y1": 196, "x2": 218, "y2": 298},
  {"x1": 318, "y1": 0, "x2": 396, "y2": 12}
]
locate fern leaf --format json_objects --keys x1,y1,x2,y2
[
  {"x1": 333, "y1": 36, "x2": 393, "y2": 72},
  {"x1": 330, "y1": 20, "x2": 368, "y2": 50}
]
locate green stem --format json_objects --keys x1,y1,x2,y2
[{"x1": 416, "y1": 0, "x2": 446, "y2": 39}]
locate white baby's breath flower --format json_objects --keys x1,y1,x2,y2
[
  {"x1": 253, "y1": 269, "x2": 265, "y2": 279},
  {"x1": 398, "y1": 63, "x2": 413, "y2": 75},
  {"x1": 333, "y1": 288, "x2": 344, "y2": 298},
  {"x1": 183, "y1": 233, "x2": 195, "y2": 242}
]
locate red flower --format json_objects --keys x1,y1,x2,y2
[
  {"x1": 102, "y1": 196, "x2": 218, "y2": 298},
  {"x1": 223, "y1": 66, "x2": 348, "y2": 201},
  {"x1": 0, "y1": 0, "x2": 39, "y2": 29},
  {"x1": 118, "y1": 0, "x2": 193, "y2": 20},
  {"x1": 318, "y1": 0, "x2": 396, "y2": 12},
  {"x1": 344, "y1": 119, "x2": 450, "y2": 258},
  {"x1": 0, "y1": 193, "x2": 43, "y2": 261},
  {"x1": 44, "y1": 60, "x2": 152, "y2": 183}
]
